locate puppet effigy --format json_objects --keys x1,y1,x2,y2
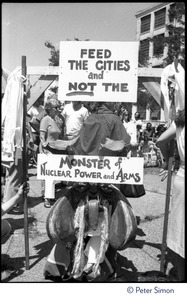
[{"x1": 44, "y1": 104, "x2": 137, "y2": 281}]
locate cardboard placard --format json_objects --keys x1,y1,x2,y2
[
  {"x1": 58, "y1": 41, "x2": 139, "y2": 102},
  {"x1": 37, "y1": 154, "x2": 144, "y2": 185}
]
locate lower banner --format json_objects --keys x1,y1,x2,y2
[{"x1": 37, "y1": 154, "x2": 144, "y2": 185}]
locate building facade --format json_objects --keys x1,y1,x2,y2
[{"x1": 136, "y1": 2, "x2": 174, "y2": 68}]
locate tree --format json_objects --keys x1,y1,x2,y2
[
  {"x1": 165, "y1": 2, "x2": 185, "y2": 66},
  {"x1": 44, "y1": 41, "x2": 60, "y2": 66},
  {"x1": 151, "y1": 2, "x2": 185, "y2": 67},
  {"x1": 45, "y1": 38, "x2": 90, "y2": 94},
  {"x1": 45, "y1": 38, "x2": 90, "y2": 67},
  {"x1": 138, "y1": 49, "x2": 150, "y2": 68}
]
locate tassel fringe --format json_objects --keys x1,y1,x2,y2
[
  {"x1": 71, "y1": 200, "x2": 86, "y2": 278},
  {"x1": 93, "y1": 202, "x2": 109, "y2": 275},
  {"x1": 72, "y1": 198, "x2": 110, "y2": 279}
]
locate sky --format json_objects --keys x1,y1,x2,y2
[{"x1": 2, "y1": 2, "x2": 161, "y2": 72}]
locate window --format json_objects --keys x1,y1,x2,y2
[
  {"x1": 141, "y1": 15, "x2": 151, "y2": 34},
  {"x1": 154, "y1": 8, "x2": 166, "y2": 29},
  {"x1": 151, "y1": 110, "x2": 160, "y2": 120},
  {"x1": 140, "y1": 39, "x2": 149, "y2": 58},
  {"x1": 153, "y1": 34, "x2": 165, "y2": 56}
]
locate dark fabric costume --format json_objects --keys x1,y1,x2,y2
[{"x1": 73, "y1": 105, "x2": 131, "y2": 155}]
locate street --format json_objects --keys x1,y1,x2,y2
[{"x1": 1, "y1": 165, "x2": 170, "y2": 282}]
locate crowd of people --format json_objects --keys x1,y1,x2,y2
[{"x1": 1, "y1": 90, "x2": 185, "y2": 281}]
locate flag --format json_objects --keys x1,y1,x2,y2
[
  {"x1": 160, "y1": 62, "x2": 185, "y2": 122},
  {"x1": 1, "y1": 68, "x2": 10, "y2": 95},
  {"x1": 160, "y1": 64, "x2": 173, "y2": 122},
  {"x1": 1, "y1": 68, "x2": 24, "y2": 163},
  {"x1": 173, "y1": 63, "x2": 185, "y2": 112}
]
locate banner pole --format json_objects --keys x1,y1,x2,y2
[
  {"x1": 22, "y1": 56, "x2": 30, "y2": 270},
  {"x1": 160, "y1": 140, "x2": 174, "y2": 272}
]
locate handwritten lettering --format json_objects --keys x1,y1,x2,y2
[
  {"x1": 80, "y1": 49, "x2": 112, "y2": 59},
  {"x1": 59, "y1": 157, "x2": 111, "y2": 170},
  {"x1": 115, "y1": 168, "x2": 141, "y2": 183}
]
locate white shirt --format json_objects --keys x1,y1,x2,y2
[
  {"x1": 123, "y1": 120, "x2": 137, "y2": 144},
  {"x1": 28, "y1": 105, "x2": 44, "y2": 132},
  {"x1": 28, "y1": 105, "x2": 44, "y2": 118},
  {"x1": 63, "y1": 103, "x2": 89, "y2": 138}
]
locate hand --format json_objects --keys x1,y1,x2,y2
[
  {"x1": 32, "y1": 116, "x2": 37, "y2": 122},
  {"x1": 17, "y1": 182, "x2": 29, "y2": 196},
  {"x1": 160, "y1": 162, "x2": 168, "y2": 171},
  {"x1": 159, "y1": 169, "x2": 168, "y2": 181},
  {"x1": 159, "y1": 162, "x2": 169, "y2": 181},
  {"x1": 42, "y1": 141, "x2": 48, "y2": 148}
]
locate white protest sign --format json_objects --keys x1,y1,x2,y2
[
  {"x1": 58, "y1": 41, "x2": 139, "y2": 102},
  {"x1": 37, "y1": 154, "x2": 144, "y2": 185}
]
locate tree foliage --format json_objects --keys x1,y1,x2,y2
[
  {"x1": 45, "y1": 38, "x2": 90, "y2": 66},
  {"x1": 152, "y1": 2, "x2": 185, "y2": 67},
  {"x1": 44, "y1": 41, "x2": 60, "y2": 66},
  {"x1": 44, "y1": 38, "x2": 89, "y2": 93},
  {"x1": 138, "y1": 49, "x2": 150, "y2": 67}
]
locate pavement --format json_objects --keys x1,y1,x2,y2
[{"x1": 1, "y1": 165, "x2": 173, "y2": 283}]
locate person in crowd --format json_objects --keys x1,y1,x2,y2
[
  {"x1": 122, "y1": 110, "x2": 131, "y2": 130},
  {"x1": 27, "y1": 95, "x2": 44, "y2": 165},
  {"x1": 143, "y1": 122, "x2": 155, "y2": 141},
  {"x1": 28, "y1": 95, "x2": 44, "y2": 144},
  {"x1": 118, "y1": 105, "x2": 127, "y2": 122},
  {"x1": 83, "y1": 101, "x2": 98, "y2": 115},
  {"x1": 1, "y1": 182, "x2": 29, "y2": 244},
  {"x1": 62, "y1": 101, "x2": 89, "y2": 140},
  {"x1": 122, "y1": 111, "x2": 138, "y2": 157},
  {"x1": 156, "y1": 108, "x2": 185, "y2": 281},
  {"x1": 133, "y1": 112, "x2": 143, "y2": 144},
  {"x1": 139, "y1": 135, "x2": 150, "y2": 154},
  {"x1": 155, "y1": 123, "x2": 167, "y2": 139},
  {"x1": 138, "y1": 135, "x2": 160, "y2": 167},
  {"x1": 122, "y1": 111, "x2": 142, "y2": 157},
  {"x1": 39, "y1": 94, "x2": 65, "y2": 208}
]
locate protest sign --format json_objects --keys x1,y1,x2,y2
[
  {"x1": 37, "y1": 154, "x2": 144, "y2": 185},
  {"x1": 58, "y1": 41, "x2": 139, "y2": 102}
]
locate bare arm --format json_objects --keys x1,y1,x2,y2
[
  {"x1": 1, "y1": 183, "x2": 29, "y2": 216},
  {"x1": 40, "y1": 130, "x2": 47, "y2": 145},
  {"x1": 39, "y1": 130, "x2": 48, "y2": 154},
  {"x1": 26, "y1": 121, "x2": 34, "y2": 144},
  {"x1": 39, "y1": 117, "x2": 48, "y2": 149},
  {"x1": 156, "y1": 122, "x2": 176, "y2": 165}
]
